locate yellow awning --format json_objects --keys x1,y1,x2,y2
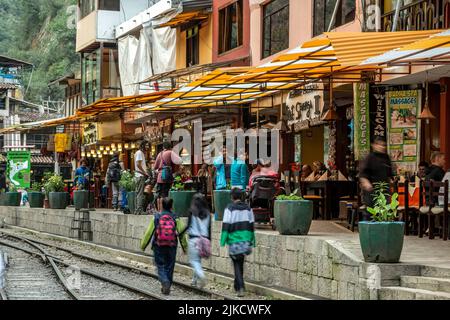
[
  {"x1": 361, "y1": 29, "x2": 450, "y2": 66},
  {"x1": 235, "y1": 30, "x2": 441, "y2": 83},
  {"x1": 156, "y1": 11, "x2": 209, "y2": 28}
]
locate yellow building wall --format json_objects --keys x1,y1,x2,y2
[
  {"x1": 175, "y1": 17, "x2": 212, "y2": 69},
  {"x1": 301, "y1": 126, "x2": 324, "y2": 166}
]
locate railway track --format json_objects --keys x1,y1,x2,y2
[{"x1": 0, "y1": 232, "x2": 236, "y2": 300}]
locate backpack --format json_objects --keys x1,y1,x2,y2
[
  {"x1": 108, "y1": 161, "x2": 121, "y2": 182},
  {"x1": 155, "y1": 213, "x2": 177, "y2": 247},
  {"x1": 160, "y1": 154, "x2": 173, "y2": 183},
  {"x1": 195, "y1": 236, "x2": 211, "y2": 258}
]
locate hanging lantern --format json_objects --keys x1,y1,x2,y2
[
  {"x1": 109, "y1": 151, "x2": 114, "y2": 155},
  {"x1": 111, "y1": 143, "x2": 116, "y2": 149},
  {"x1": 103, "y1": 150, "x2": 108, "y2": 155},
  {"x1": 418, "y1": 75, "x2": 436, "y2": 124},
  {"x1": 131, "y1": 143, "x2": 136, "y2": 149},
  {"x1": 106, "y1": 146, "x2": 110, "y2": 151},
  {"x1": 124, "y1": 143, "x2": 130, "y2": 149},
  {"x1": 321, "y1": 107, "x2": 340, "y2": 122},
  {"x1": 92, "y1": 154, "x2": 97, "y2": 158},
  {"x1": 118, "y1": 143, "x2": 122, "y2": 149},
  {"x1": 90, "y1": 150, "x2": 95, "y2": 154},
  {"x1": 81, "y1": 151, "x2": 86, "y2": 157},
  {"x1": 100, "y1": 146, "x2": 104, "y2": 151}
]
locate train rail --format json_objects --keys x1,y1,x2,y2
[{"x1": 0, "y1": 231, "x2": 236, "y2": 300}]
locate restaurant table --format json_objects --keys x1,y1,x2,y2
[{"x1": 303, "y1": 180, "x2": 357, "y2": 220}]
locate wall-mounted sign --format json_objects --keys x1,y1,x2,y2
[
  {"x1": 370, "y1": 88, "x2": 387, "y2": 142},
  {"x1": 7, "y1": 151, "x2": 31, "y2": 189},
  {"x1": 83, "y1": 122, "x2": 98, "y2": 145},
  {"x1": 354, "y1": 83, "x2": 371, "y2": 160},
  {"x1": 286, "y1": 83, "x2": 325, "y2": 132},
  {"x1": 386, "y1": 90, "x2": 421, "y2": 175}
]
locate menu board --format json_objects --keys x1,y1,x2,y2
[{"x1": 386, "y1": 90, "x2": 421, "y2": 175}]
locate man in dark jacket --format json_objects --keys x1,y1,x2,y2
[
  {"x1": 359, "y1": 138, "x2": 393, "y2": 217},
  {"x1": 426, "y1": 152, "x2": 446, "y2": 182},
  {"x1": 106, "y1": 153, "x2": 123, "y2": 211}
]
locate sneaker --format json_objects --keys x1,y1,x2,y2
[
  {"x1": 198, "y1": 277, "x2": 207, "y2": 289},
  {"x1": 161, "y1": 283, "x2": 171, "y2": 295},
  {"x1": 237, "y1": 289, "x2": 245, "y2": 297},
  {"x1": 191, "y1": 278, "x2": 197, "y2": 287}
]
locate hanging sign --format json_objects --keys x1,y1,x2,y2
[
  {"x1": 354, "y1": 83, "x2": 371, "y2": 160},
  {"x1": 370, "y1": 88, "x2": 387, "y2": 142},
  {"x1": 7, "y1": 151, "x2": 31, "y2": 189},
  {"x1": 83, "y1": 122, "x2": 98, "y2": 145},
  {"x1": 386, "y1": 90, "x2": 421, "y2": 175},
  {"x1": 286, "y1": 83, "x2": 324, "y2": 132}
]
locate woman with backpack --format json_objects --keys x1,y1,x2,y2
[
  {"x1": 186, "y1": 193, "x2": 211, "y2": 288},
  {"x1": 105, "y1": 153, "x2": 123, "y2": 211},
  {"x1": 140, "y1": 198, "x2": 187, "y2": 295}
]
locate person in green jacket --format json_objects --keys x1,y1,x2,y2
[
  {"x1": 220, "y1": 188, "x2": 255, "y2": 297},
  {"x1": 141, "y1": 198, "x2": 188, "y2": 295}
]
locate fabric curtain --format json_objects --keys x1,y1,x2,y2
[
  {"x1": 149, "y1": 24, "x2": 176, "y2": 76},
  {"x1": 118, "y1": 35, "x2": 139, "y2": 96}
]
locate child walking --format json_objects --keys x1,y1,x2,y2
[
  {"x1": 220, "y1": 188, "x2": 255, "y2": 297},
  {"x1": 140, "y1": 198, "x2": 187, "y2": 295},
  {"x1": 186, "y1": 193, "x2": 211, "y2": 288}
]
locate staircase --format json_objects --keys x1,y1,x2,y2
[{"x1": 379, "y1": 267, "x2": 450, "y2": 300}]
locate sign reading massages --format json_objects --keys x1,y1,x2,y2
[
  {"x1": 285, "y1": 83, "x2": 325, "y2": 132},
  {"x1": 386, "y1": 90, "x2": 421, "y2": 175},
  {"x1": 354, "y1": 83, "x2": 370, "y2": 160},
  {"x1": 7, "y1": 151, "x2": 31, "y2": 189}
]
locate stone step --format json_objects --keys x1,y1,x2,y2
[
  {"x1": 420, "y1": 266, "x2": 450, "y2": 279},
  {"x1": 379, "y1": 286, "x2": 450, "y2": 300},
  {"x1": 401, "y1": 276, "x2": 450, "y2": 294}
]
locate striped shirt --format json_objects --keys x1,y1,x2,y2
[{"x1": 220, "y1": 201, "x2": 255, "y2": 247}]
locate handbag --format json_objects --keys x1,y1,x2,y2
[{"x1": 195, "y1": 236, "x2": 211, "y2": 258}]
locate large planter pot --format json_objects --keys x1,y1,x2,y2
[
  {"x1": 169, "y1": 190, "x2": 197, "y2": 217},
  {"x1": 127, "y1": 191, "x2": 136, "y2": 215},
  {"x1": 274, "y1": 200, "x2": 313, "y2": 235},
  {"x1": 73, "y1": 190, "x2": 89, "y2": 210},
  {"x1": 0, "y1": 193, "x2": 6, "y2": 206},
  {"x1": 28, "y1": 192, "x2": 44, "y2": 208},
  {"x1": 48, "y1": 192, "x2": 69, "y2": 209},
  {"x1": 5, "y1": 192, "x2": 22, "y2": 207},
  {"x1": 213, "y1": 190, "x2": 233, "y2": 221},
  {"x1": 359, "y1": 221, "x2": 405, "y2": 263}
]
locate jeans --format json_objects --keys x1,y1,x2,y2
[
  {"x1": 188, "y1": 238, "x2": 205, "y2": 282},
  {"x1": 135, "y1": 176, "x2": 146, "y2": 215},
  {"x1": 111, "y1": 182, "x2": 122, "y2": 209},
  {"x1": 153, "y1": 245, "x2": 177, "y2": 286},
  {"x1": 231, "y1": 254, "x2": 245, "y2": 291}
]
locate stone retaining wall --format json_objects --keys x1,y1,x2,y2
[{"x1": 0, "y1": 207, "x2": 420, "y2": 300}]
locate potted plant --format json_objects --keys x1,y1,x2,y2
[
  {"x1": 41, "y1": 171, "x2": 53, "y2": 208},
  {"x1": 213, "y1": 182, "x2": 233, "y2": 221},
  {"x1": 6, "y1": 183, "x2": 21, "y2": 207},
  {"x1": 119, "y1": 170, "x2": 136, "y2": 214},
  {"x1": 169, "y1": 175, "x2": 196, "y2": 217},
  {"x1": 28, "y1": 182, "x2": 45, "y2": 208},
  {"x1": 274, "y1": 190, "x2": 313, "y2": 235},
  {"x1": 44, "y1": 174, "x2": 68, "y2": 209},
  {"x1": 73, "y1": 173, "x2": 89, "y2": 210},
  {"x1": 359, "y1": 182, "x2": 403, "y2": 263}
]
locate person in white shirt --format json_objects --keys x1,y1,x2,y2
[{"x1": 135, "y1": 141, "x2": 149, "y2": 215}]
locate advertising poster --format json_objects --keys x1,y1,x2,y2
[
  {"x1": 354, "y1": 83, "x2": 371, "y2": 160},
  {"x1": 7, "y1": 151, "x2": 31, "y2": 189},
  {"x1": 386, "y1": 90, "x2": 421, "y2": 174},
  {"x1": 369, "y1": 87, "x2": 387, "y2": 142}
]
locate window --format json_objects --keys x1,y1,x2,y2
[
  {"x1": 0, "y1": 90, "x2": 6, "y2": 110},
  {"x1": 262, "y1": 0, "x2": 289, "y2": 59},
  {"x1": 98, "y1": 0, "x2": 120, "y2": 11},
  {"x1": 80, "y1": 0, "x2": 96, "y2": 19},
  {"x1": 313, "y1": 0, "x2": 356, "y2": 36},
  {"x1": 186, "y1": 26, "x2": 200, "y2": 67},
  {"x1": 219, "y1": 0, "x2": 243, "y2": 54}
]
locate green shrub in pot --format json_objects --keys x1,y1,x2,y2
[
  {"x1": 28, "y1": 182, "x2": 45, "y2": 208},
  {"x1": 359, "y1": 182, "x2": 403, "y2": 263},
  {"x1": 6, "y1": 183, "x2": 21, "y2": 206},
  {"x1": 169, "y1": 176, "x2": 196, "y2": 218},
  {"x1": 119, "y1": 170, "x2": 136, "y2": 214},
  {"x1": 274, "y1": 190, "x2": 313, "y2": 235},
  {"x1": 44, "y1": 174, "x2": 68, "y2": 209}
]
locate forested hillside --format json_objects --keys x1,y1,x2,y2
[{"x1": 0, "y1": 0, "x2": 79, "y2": 104}]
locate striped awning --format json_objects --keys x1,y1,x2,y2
[
  {"x1": 361, "y1": 29, "x2": 450, "y2": 66},
  {"x1": 234, "y1": 31, "x2": 442, "y2": 83}
]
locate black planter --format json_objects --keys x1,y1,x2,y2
[
  {"x1": 48, "y1": 192, "x2": 69, "y2": 209},
  {"x1": 6, "y1": 192, "x2": 21, "y2": 207},
  {"x1": 28, "y1": 192, "x2": 44, "y2": 208}
]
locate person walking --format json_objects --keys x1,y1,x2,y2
[
  {"x1": 140, "y1": 198, "x2": 187, "y2": 295},
  {"x1": 135, "y1": 141, "x2": 149, "y2": 215},
  {"x1": 231, "y1": 150, "x2": 249, "y2": 190},
  {"x1": 185, "y1": 193, "x2": 211, "y2": 288},
  {"x1": 359, "y1": 138, "x2": 393, "y2": 218},
  {"x1": 220, "y1": 188, "x2": 255, "y2": 297},
  {"x1": 153, "y1": 141, "x2": 182, "y2": 211},
  {"x1": 105, "y1": 153, "x2": 123, "y2": 211},
  {"x1": 74, "y1": 158, "x2": 90, "y2": 190}
]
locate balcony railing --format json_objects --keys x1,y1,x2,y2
[{"x1": 382, "y1": 0, "x2": 450, "y2": 31}]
